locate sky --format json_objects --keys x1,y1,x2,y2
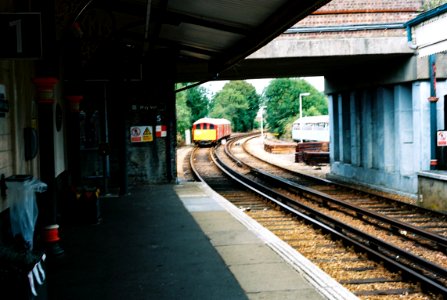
[{"x1": 200, "y1": 76, "x2": 324, "y2": 95}]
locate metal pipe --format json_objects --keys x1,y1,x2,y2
[
  {"x1": 314, "y1": 8, "x2": 421, "y2": 15},
  {"x1": 285, "y1": 23, "x2": 405, "y2": 34},
  {"x1": 429, "y1": 54, "x2": 438, "y2": 170}
]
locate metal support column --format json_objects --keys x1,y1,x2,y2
[{"x1": 429, "y1": 54, "x2": 439, "y2": 170}]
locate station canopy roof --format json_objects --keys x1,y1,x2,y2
[
  {"x1": 69, "y1": 0, "x2": 330, "y2": 82},
  {"x1": 405, "y1": 3, "x2": 447, "y2": 57}
]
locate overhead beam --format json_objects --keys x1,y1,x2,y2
[
  {"x1": 158, "y1": 38, "x2": 221, "y2": 57},
  {"x1": 210, "y1": 0, "x2": 332, "y2": 75},
  {"x1": 165, "y1": 10, "x2": 252, "y2": 36}
]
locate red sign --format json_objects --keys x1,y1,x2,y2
[
  {"x1": 437, "y1": 131, "x2": 447, "y2": 147},
  {"x1": 156, "y1": 125, "x2": 167, "y2": 138}
]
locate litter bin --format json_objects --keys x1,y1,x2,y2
[{"x1": 5, "y1": 175, "x2": 47, "y2": 250}]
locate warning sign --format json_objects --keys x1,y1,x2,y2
[
  {"x1": 156, "y1": 125, "x2": 167, "y2": 137},
  {"x1": 438, "y1": 130, "x2": 447, "y2": 147},
  {"x1": 130, "y1": 126, "x2": 153, "y2": 143}
]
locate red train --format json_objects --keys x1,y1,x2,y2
[{"x1": 192, "y1": 117, "x2": 232, "y2": 146}]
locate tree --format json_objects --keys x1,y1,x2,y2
[
  {"x1": 186, "y1": 85, "x2": 209, "y2": 122},
  {"x1": 264, "y1": 78, "x2": 327, "y2": 138},
  {"x1": 175, "y1": 83, "x2": 210, "y2": 144},
  {"x1": 175, "y1": 85, "x2": 192, "y2": 144},
  {"x1": 209, "y1": 81, "x2": 260, "y2": 132}
]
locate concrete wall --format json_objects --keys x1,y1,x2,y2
[
  {"x1": 418, "y1": 171, "x2": 447, "y2": 212},
  {"x1": 126, "y1": 107, "x2": 169, "y2": 184},
  {"x1": 329, "y1": 75, "x2": 447, "y2": 196},
  {"x1": 125, "y1": 59, "x2": 177, "y2": 185},
  {"x1": 249, "y1": 0, "x2": 420, "y2": 60}
]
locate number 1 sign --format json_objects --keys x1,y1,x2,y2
[{"x1": 0, "y1": 13, "x2": 42, "y2": 59}]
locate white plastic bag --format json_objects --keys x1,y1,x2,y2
[{"x1": 7, "y1": 178, "x2": 47, "y2": 249}]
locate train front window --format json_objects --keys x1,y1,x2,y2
[{"x1": 209, "y1": 124, "x2": 214, "y2": 129}]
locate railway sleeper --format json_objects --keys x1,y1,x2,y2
[
  {"x1": 314, "y1": 257, "x2": 369, "y2": 263},
  {"x1": 343, "y1": 266, "x2": 377, "y2": 272},
  {"x1": 339, "y1": 277, "x2": 402, "y2": 284},
  {"x1": 353, "y1": 288, "x2": 419, "y2": 296},
  {"x1": 210, "y1": 139, "x2": 447, "y2": 298}
]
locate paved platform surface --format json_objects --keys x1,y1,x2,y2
[
  {"x1": 45, "y1": 184, "x2": 248, "y2": 300},
  {"x1": 42, "y1": 182, "x2": 355, "y2": 300}
]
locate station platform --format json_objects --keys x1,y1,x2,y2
[{"x1": 43, "y1": 182, "x2": 356, "y2": 300}]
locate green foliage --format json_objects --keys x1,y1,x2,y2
[
  {"x1": 175, "y1": 83, "x2": 210, "y2": 144},
  {"x1": 209, "y1": 81, "x2": 260, "y2": 132},
  {"x1": 423, "y1": 0, "x2": 447, "y2": 10},
  {"x1": 175, "y1": 85, "x2": 192, "y2": 144},
  {"x1": 186, "y1": 86, "x2": 210, "y2": 122},
  {"x1": 175, "y1": 78, "x2": 326, "y2": 142},
  {"x1": 264, "y1": 78, "x2": 327, "y2": 138}
]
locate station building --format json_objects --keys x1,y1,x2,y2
[
  {"x1": 1, "y1": 0, "x2": 447, "y2": 260},
  {"x1": 1, "y1": 1, "x2": 447, "y2": 298},
  {"x1": 326, "y1": 4, "x2": 447, "y2": 212},
  {"x1": 0, "y1": 0, "x2": 333, "y2": 253}
]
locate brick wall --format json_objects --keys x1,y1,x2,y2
[{"x1": 288, "y1": 0, "x2": 423, "y2": 39}]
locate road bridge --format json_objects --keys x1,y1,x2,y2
[
  {"x1": 218, "y1": 1, "x2": 447, "y2": 207},
  {"x1": 220, "y1": 0, "x2": 422, "y2": 80}
]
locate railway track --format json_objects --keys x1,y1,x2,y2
[
  {"x1": 188, "y1": 135, "x2": 447, "y2": 299},
  {"x1": 240, "y1": 137, "x2": 447, "y2": 242},
  {"x1": 234, "y1": 137, "x2": 447, "y2": 254}
]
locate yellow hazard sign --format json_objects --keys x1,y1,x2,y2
[
  {"x1": 130, "y1": 126, "x2": 153, "y2": 143},
  {"x1": 142, "y1": 127, "x2": 153, "y2": 142}
]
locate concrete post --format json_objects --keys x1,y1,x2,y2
[
  {"x1": 328, "y1": 94, "x2": 338, "y2": 163},
  {"x1": 381, "y1": 87, "x2": 395, "y2": 172},
  {"x1": 341, "y1": 93, "x2": 351, "y2": 164},
  {"x1": 395, "y1": 84, "x2": 414, "y2": 176},
  {"x1": 361, "y1": 91, "x2": 372, "y2": 168},
  {"x1": 350, "y1": 92, "x2": 361, "y2": 166},
  {"x1": 337, "y1": 94, "x2": 344, "y2": 162}
]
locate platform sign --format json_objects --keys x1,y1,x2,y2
[
  {"x1": 0, "y1": 13, "x2": 42, "y2": 59},
  {"x1": 437, "y1": 130, "x2": 447, "y2": 147},
  {"x1": 130, "y1": 126, "x2": 153, "y2": 143}
]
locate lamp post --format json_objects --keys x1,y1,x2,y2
[
  {"x1": 260, "y1": 106, "x2": 266, "y2": 142},
  {"x1": 299, "y1": 92, "x2": 310, "y2": 143}
]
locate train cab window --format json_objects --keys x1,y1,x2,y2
[{"x1": 209, "y1": 124, "x2": 214, "y2": 129}]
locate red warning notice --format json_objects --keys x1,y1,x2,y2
[{"x1": 438, "y1": 131, "x2": 447, "y2": 147}]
